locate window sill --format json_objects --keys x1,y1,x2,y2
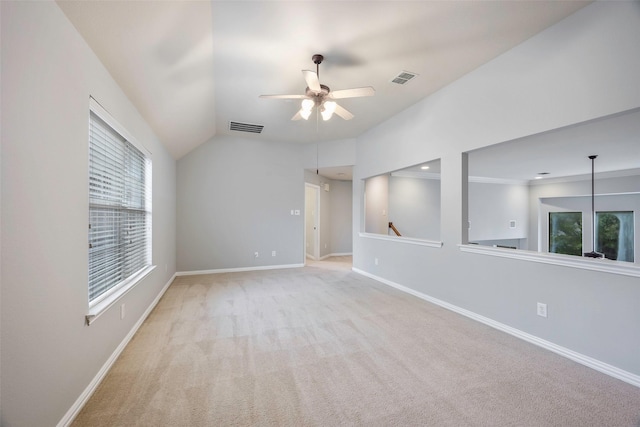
[
  {"x1": 458, "y1": 244, "x2": 640, "y2": 278},
  {"x1": 86, "y1": 265, "x2": 156, "y2": 325},
  {"x1": 359, "y1": 232, "x2": 443, "y2": 248}
]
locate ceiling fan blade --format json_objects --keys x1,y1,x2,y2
[
  {"x1": 259, "y1": 94, "x2": 308, "y2": 99},
  {"x1": 334, "y1": 103, "x2": 354, "y2": 120},
  {"x1": 291, "y1": 109, "x2": 303, "y2": 121},
  {"x1": 302, "y1": 70, "x2": 321, "y2": 93},
  {"x1": 329, "y1": 86, "x2": 375, "y2": 99}
]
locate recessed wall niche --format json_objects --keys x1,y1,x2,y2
[
  {"x1": 363, "y1": 159, "x2": 441, "y2": 242},
  {"x1": 465, "y1": 107, "x2": 640, "y2": 265}
]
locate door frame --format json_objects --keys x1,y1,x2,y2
[{"x1": 305, "y1": 183, "x2": 320, "y2": 262}]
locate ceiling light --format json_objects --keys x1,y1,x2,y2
[
  {"x1": 534, "y1": 172, "x2": 549, "y2": 180},
  {"x1": 301, "y1": 98, "x2": 314, "y2": 111},
  {"x1": 421, "y1": 166, "x2": 429, "y2": 170},
  {"x1": 300, "y1": 109, "x2": 312, "y2": 120},
  {"x1": 321, "y1": 101, "x2": 336, "y2": 121}
]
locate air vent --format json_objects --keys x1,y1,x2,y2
[
  {"x1": 391, "y1": 71, "x2": 418, "y2": 85},
  {"x1": 229, "y1": 121, "x2": 264, "y2": 134}
]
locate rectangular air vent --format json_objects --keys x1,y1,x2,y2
[
  {"x1": 229, "y1": 121, "x2": 264, "y2": 134},
  {"x1": 391, "y1": 71, "x2": 418, "y2": 85}
]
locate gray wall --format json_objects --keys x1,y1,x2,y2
[
  {"x1": 1, "y1": 2, "x2": 177, "y2": 425},
  {"x1": 388, "y1": 176, "x2": 441, "y2": 240},
  {"x1": 328, "y1": 180, "x2": 353, "y2": 255},
  {"x1": 469, "y1": 181, "x2": 529, "y2": 243},
  {"x1": 177, "y1": 135, "x2": 305, "y2": 271},
  {"x1": 364, "y1": 174, "x2": 389, "y2": 234},
  {"x1": 354, "y1": 1, "x2": 640, "y2": 378}
]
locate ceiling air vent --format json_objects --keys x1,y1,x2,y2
[
  {"x1": 391, "y1": 71, "x2": 418, "y2": 85},
  {"x1": 229, "y1": 121, "x2": 264, "y2": 134}
]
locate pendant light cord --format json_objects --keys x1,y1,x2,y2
[
  {"x1": 584, "y1": 155, "x2": 602, "y2": 258},
  {"x1": 590, "y1": 155, "x2": 596, "y2": 252}
]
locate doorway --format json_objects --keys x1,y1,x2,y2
[{"x1": 305, "y1": 183, "x2": 320, "y2": 261}]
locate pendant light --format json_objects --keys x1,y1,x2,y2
[{"x1": 584, "y1": 155, "x2": 604, "y2": 259}]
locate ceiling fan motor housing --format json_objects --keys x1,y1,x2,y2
[{"x1": 306, "y1": 84, "x2": 331, "y2": 105}]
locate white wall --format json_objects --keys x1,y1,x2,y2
[
  {"x1": 1, "y1": 2, "x2": 177, "y2": 426},
  {"x1": 354, "y1": 1, "x2": 640, "y2": 379},
  {"x1": 177, "y1": 135, "x2": 304, "y2": 271}
]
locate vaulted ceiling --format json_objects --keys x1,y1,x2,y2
[{"x1": 57, "y1": 1, "x2": 590, "y2": 160}]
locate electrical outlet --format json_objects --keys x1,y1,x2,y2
[
  {"x1": 120, "y1": 303, "x2": 126, "y2": 320},
  {"x1": 375, "y1": 257, "x2": 379, "y2": 266},
  {"x1": 272, "y1": 251, "x2": 276, "y2": 257},
  {"x1": 537, "y1": 302, "x2": 547, "y2": 318},
  {"x1": 254, "y1": 252, "x2": 259, "y2": 258}
]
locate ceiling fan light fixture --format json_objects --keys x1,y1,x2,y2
[
  {"x1": 321, "y1": 100, "x2": 337, "y2": 121},
  {"x1": 301, "y1": 98, "x2": 314, "y2": 111},
  {"x1": 300, "y1": 109, "x2": 312, "y2": 120},
  {"x1": 323, "y1": 100, "x2": 336, "y2": 113},
  {"x1": 260, "y1": 54, "x2": 373, "y2": 122}
]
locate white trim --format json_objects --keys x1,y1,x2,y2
[
  {"x1": 59, "y1": 273, "x2": 176, "y2": 427},
  {"x1": 352, "y1": 267, "x2": 640, "y2": 389},
  {"x1": 176, "y1": 263, "x2": 304, "y2": 277},
  {"x1": 359, "y1": 232, "x2": 443, "y2": 248},
  {"x1": 530, "y1": 168, "x2": 640, "y2": 186},
  {"x1": 89, "y1": 96, "x2": 151, "y2": 157},
  {"x1": 391, "y1": 170, "x2": 441, "y2": 180},
  {"x1": 86, "y1": 265, "x2": 156, "y2": 325},
  {"x1": 458, "y1": 244, "x2": 640, "y2": 278},
  {"x1": 320, "y1": 252, "x2": 353, "y2": 260},
  {"x1": 469, "y1": 175, "x2": 528, "y2": 185}
]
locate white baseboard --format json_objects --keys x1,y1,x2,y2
[
  {"x1": 58, "y1": 273, "x2": 176, "y2": 427},
  {"x1": 176, "y1": 263, "x2": 304, "y2": 276},
  {"x1": 319, "y1": 252, "x2": 352, "y2": 260},
  {"x1": 352, "y1": 267, "x2": 640, "y2": 389}
]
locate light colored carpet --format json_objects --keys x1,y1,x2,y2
[{"x1": 72, "y1": 257, "x2": 640, "y2": 426}]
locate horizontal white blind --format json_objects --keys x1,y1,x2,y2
[{"x1": 89, "y1": 110, "x2": 151, "y2": 304}]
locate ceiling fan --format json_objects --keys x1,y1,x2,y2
[{"x1": 259, "y1": 54, "x2": 375, "y2": 121}]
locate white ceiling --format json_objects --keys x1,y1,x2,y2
[
  {"x1": 57, "y1": 0, "x2": 590, "y2": 160},
  {"x1": 468, "y1": 108, "x2": 640, "y2": 183}
]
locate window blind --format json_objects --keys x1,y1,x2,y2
[{"x1": 88, "y1": 110, "x2": 151, "y2": 304}]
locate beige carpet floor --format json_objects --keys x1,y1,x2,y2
[{"x1": 72, "y1": 257, "x2": 640, "y2": 426}]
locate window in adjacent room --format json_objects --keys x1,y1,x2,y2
[
  {"x1": 596, "y1": 211, "x2": 634, "y2": 262},
  {"x1": 549, "y1": 212, "x2": 582, "y2": 256},
  {"x1": 88, "y1": 98, "x2": 152, "y2": 313}
]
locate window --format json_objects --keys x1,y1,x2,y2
[
  {"x1": 596, "y1": 211, "x2": 634, "y2": 262},
  {"x1": 549, "y1": 212, "x2": 582, "y2": 256},
  {"x1": 88, "y1": 99, "x2": 152, "y2": 310}
]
